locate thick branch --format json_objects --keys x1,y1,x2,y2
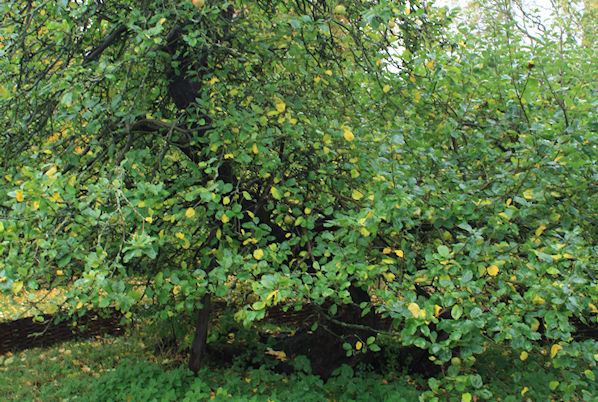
[{"x1": 84, "y1": 25, "x2": 128, "y2": 64}]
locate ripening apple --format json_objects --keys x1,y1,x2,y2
[{"x1": 192, "y1": 0, "x2": 204, "y2": 10}]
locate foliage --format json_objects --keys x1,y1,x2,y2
[
  {"x1": 50, "y1": 360, "x2": 424, "y2": 401},
  {"x1": 1, "y1": 0, "x2": 597, "y2": 399}
]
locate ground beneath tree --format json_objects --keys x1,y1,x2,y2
[
  {"x1": 207, "y1": 303, "x2": 442, "y2": 380},
  {"x1": 0, "y1": 304, "x2": 441, "y2": 380}
]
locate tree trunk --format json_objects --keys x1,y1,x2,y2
[{"x1": 189, "y1": 294, "x2": 211, "y2": 374}]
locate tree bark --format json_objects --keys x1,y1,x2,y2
[{"x1": 189, "y1": 293, "x2": 211, "y2": 374}]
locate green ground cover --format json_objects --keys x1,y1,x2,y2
[{"x1": 1, "y1": 315, "x2": 596, "y2": 401}]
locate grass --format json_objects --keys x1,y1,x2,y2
[{"x1": 0, "y1": 325, "x2": 151, "y2": 400}]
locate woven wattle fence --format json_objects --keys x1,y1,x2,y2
[
  {"x1": 0, "y1": 303, "x2": 328, "y2": 357},
  {"x1": 0, "y1": 309, "x2": 124, "y2": 355}
]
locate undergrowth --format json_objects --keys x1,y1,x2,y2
[{"x1": 2, "y1": 317, "x2": 596, "y2": 401}]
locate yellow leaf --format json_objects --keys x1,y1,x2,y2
[
  {"x1": 45, "y1": 166, "x2": 57, "y2": 178},
  {"x1": 563, "y1": 253, "x2": 573, "y2": 259},
  {"x1": 523, "y1": 189, "x2": 533, "y2": 199},
  {"x1": 360, "y1": 227, "x2": 370, "y2": 237},
  {"x1": 383, "y1": 272, "x2": 395, "y2": 281},
  {"x1": 224, "y1": 153, "x2": 234, "y2": 159},
  {"x1": 535, "y1": 223, "x2": 546, "y2": 236},
  {"x1": 532, "y1": 294, "x2": 545, "y2": 304},
  {"x1": 50, "y1": 192, "x2": 62, "y2": 202},
  {"x1": 46, "y1": 303, "x2": 58, "y2": 314},
  {"x1": 185, "y1": 208, "x2": 196, "y2": 218},
  {"x1": 343, "y1": 129, "x2": 354, "y2": 141},
  {"x1": 265, "y1": 347, "x2": 287, "y2": 361},
  {"x1": 76, "y1": 301, "x2": 83, "y2": 309},
  {"x1": 253, "y1": 249, "x2": 264, "y2": 260},
  {"x1": 12, "y1": 281, "x2": 23, "y2": 294},
  {"x1": 175, "y1": 232, "x2": 185, "y2": 240},
  {"x1": 267, "y1": 289, "x2": 279, "y2": 301},
  {"x1": 324, "y1": 70, "x2": 333, "y2": 76},
  {"x1": 487, "y1": 265, "x2": 499, "y2": 276},
  {"x1": 520, "y1": 351, "x2": 528, "y2": 361},
  {"x1": 521, "y1": 387, "x2": 529, "y2": 396},
  {"x1": 530, "y1": 318, "x2": 540, "y2": 331},
  {"x1": 408, "y1": 302, "x2": 421, "y2": 318},
  {"x1": 270, "y1": 186, "x2": 282, "y2": 200},
  {"x1": 223, "y1": 196, "x2": 230, "y2": 205},
  {"x1": 252, "y1": 143, "x2": 259, "y2": 154},
  {"x1": 409, "y1": 75, "x2": 416, "y2": 82},
  {"x1": 221, "y1": 213, "x2": 230, "y2": 223},
  {"x1": 498, "y1": 212, "x2": 510, "y2": 220},
  {"x1": 395, "y1": 249, "x2": 404, "y2": 258},
  {"x1": 426, "y1": 60, "x2": 434, "y2": 69},
  {"x1": 351, "y1": 190, "x2": 364, "y2": 200},
  {"x1": 15, "y1": 189, "x2": 24, "y2": 202},
  {"x1": 589, "y1": 303, "x2": 598, "y2": 313},
  {"x1": 173, "y1": 285, "x2": 181, "y2": 295},
  {"x1": 355, "y1": 341, "x2": 363, "y2": 351},
  {"x1": 461, "y1": 393, "x2": 472, "y2": 402},
  {"x1": 289, "y1": 117, "x2": 298, "y2": 124},
  {"x1": 57, "y1": 270, "x2": 63, "y2": 276},
  {"x1": 32, "y1": 201, "x2": 39, "y2": 210},
  {"x1": 434, "y1": 305, "x2": 442, "y2": 316},
  {"x1": 145, "y1": 216, "x2": 153, "y2": 223},
  {"x1": 551, "y1": 344, "x2": 562, "y2": 358},
  {"x1": 275, "y1": 100, "x2": 286, "y2": 113},
  {"x1": 382, "y1": 84, "x2": 391, "y2": 93},
  {"x1": 304, "y1": 207, "x2": 311, "y2": 214}
]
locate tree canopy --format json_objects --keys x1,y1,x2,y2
[{"x1": 1, "y1": 0, "x2": 597, "y2": 397}]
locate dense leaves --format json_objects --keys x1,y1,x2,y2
[{"x1": 1, "y1": 0, "x2": 597, "y2": 398}]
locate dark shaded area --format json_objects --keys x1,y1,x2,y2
[
  {"x1": 0, "y1": 309, "x2": 124, "y2": 355},
  {"x1": 202, "y1": 302, "x2": 441, "y2": 380}
]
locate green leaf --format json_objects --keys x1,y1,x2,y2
[{"x1": 437, "y1": 245, "x2": 450, "y2": 258}]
